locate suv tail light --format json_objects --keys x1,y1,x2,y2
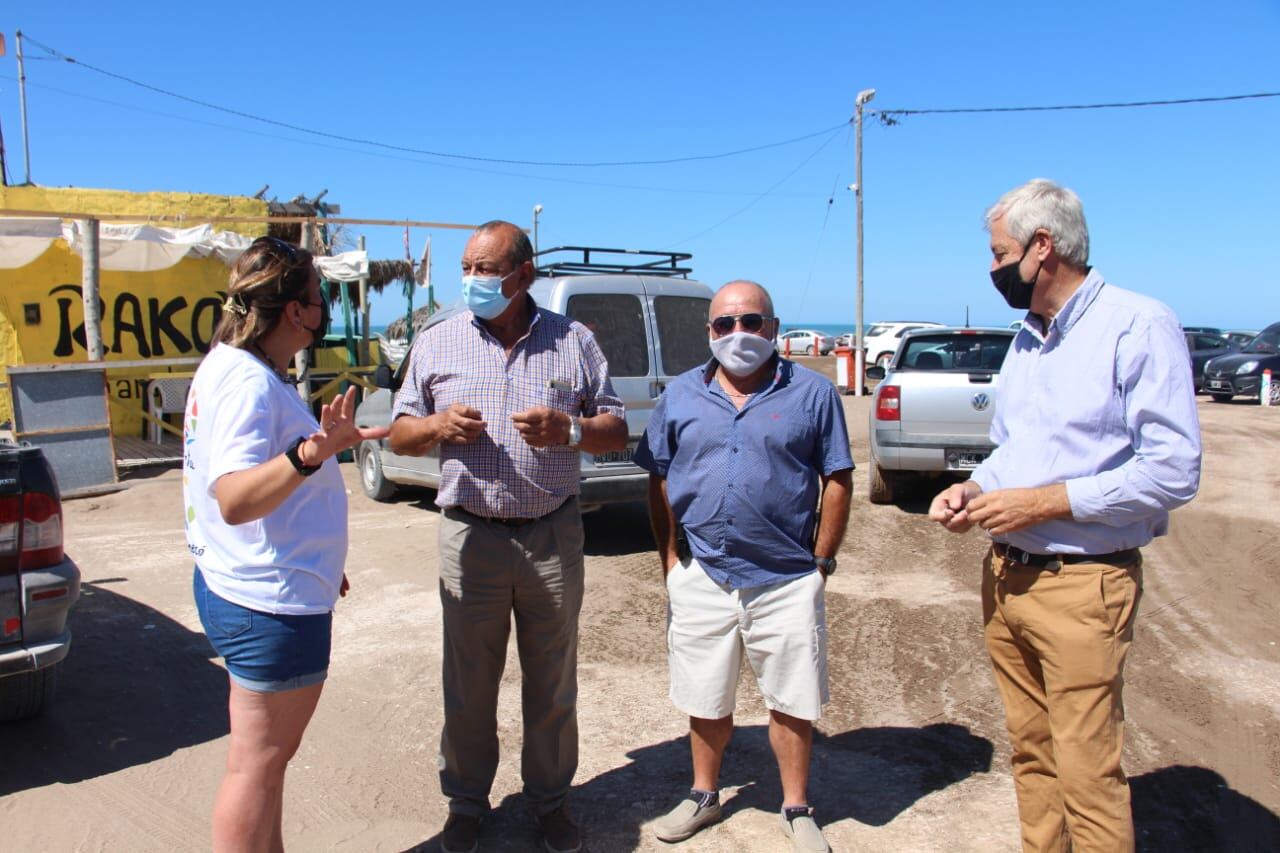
[
  {"x1": 876, "y1": 385, "x2": 901, "y2": 421},
  {"x1": 0, "y1": 495, "x2": 20, "y2": 575},
  {"x1": 19, "y1": 491, "x2": 64, "y2": 570}
]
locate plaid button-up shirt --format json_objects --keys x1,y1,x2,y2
[{"x1": 392, "y1": 301, "x2": 625, "y2": 518}]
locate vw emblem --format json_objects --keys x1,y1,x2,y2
[{"x1": 971, "y1": 392, "x2": 991, "y2": 412}]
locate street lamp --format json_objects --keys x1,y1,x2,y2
[
  {"x1": 853, "y1": 88, "x2": 875, "y2": 397},
  {"x1": 533, "y1": 204, "x2": 544, "y2": 258}
]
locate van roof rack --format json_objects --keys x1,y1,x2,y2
[{"x1": 534, "y1": 246, "x2": 693, "y2": 279}]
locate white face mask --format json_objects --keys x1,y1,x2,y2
[{"x1": 709, "y1": 331, "x2": 776, "y2": 377}]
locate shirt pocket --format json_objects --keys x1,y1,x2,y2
[{"x1": 517, "y1": 376, "x2": 582, "y2": 415}]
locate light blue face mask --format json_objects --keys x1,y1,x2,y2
[{"x1": 462, "y1": 269, "x2": 519, "y2": 320}]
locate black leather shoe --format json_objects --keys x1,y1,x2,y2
[
  {"x1": 441, "y1": 813, "x2": 480, "y2": 853},
  {"x1": 538, "y1": 804, "x2": 582, "y2": 853}
]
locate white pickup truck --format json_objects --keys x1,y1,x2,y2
[{"x1": 864, "y1": 327, "x2": 1016, "y2": 504}]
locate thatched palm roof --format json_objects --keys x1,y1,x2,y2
[{"x1": 384, "y1": 302, "x2": 446, "y2": 339}]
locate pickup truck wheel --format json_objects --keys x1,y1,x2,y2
[
  {"x1": 0, "y1": 664, "x2": 58, "y2": 722},
  {"x1": 1210, "y1": 393, "x2": 1234, "y2": 403},
  {"x1": 359, "y1": 442, "x2": 399, "y2": 502},
  {"x1": 868, "y1": 464, "x2": 896, "y2": 505}
]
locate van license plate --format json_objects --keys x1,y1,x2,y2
[
  {"x1": 948, "y1": 450, "x2": 986, "y2": 470},
  {"x1": 594, "y1": 446, "x2": 635, "y2": 466}
]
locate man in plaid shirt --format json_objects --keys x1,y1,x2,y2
[{"x1": 389, "y1": 220, "x2": 626, "y2": 853}]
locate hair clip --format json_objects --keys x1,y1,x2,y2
[{"x1": 223, "y1": 294, "x2": 249, "y2": 316}]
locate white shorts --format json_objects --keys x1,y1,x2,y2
[{"x1": 665, "y1": 558, "x2": 828, "y2": 721}]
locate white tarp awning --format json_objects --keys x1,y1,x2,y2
[
  {"x1": 313, "y1": 251, "x2": 369, "y2": 282},
  {"x1": 0, "y1": 217, "x2": 64, "y2": 269},
  {"x1": 0, "y1": 217, "x2": 368, "y2": 279}
]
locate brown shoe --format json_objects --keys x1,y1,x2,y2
[
  {"x1": 538, "y1": 804, "x2": 582, "y2": 853},
  {"x1": 441, "y1": 813, "x2": 481, "y2": 853}
]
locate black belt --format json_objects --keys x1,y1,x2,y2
[
  {"x1": 451, "y1": 498, "x2": 568, "y2": 528},
  {"x1": 993, "y1": 542, "x2": 1140, "y2": 569}
]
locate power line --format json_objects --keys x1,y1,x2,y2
[
  {"x1": 876, "y1": 91, "x2": 1280, "y2": 118},
  {"x1": 662, "y1": 128, "x2": 844, "y2": 249},
  {"x1": 19, "y1": 33, "x2": 848, "y2": 169},
  {"x1": 0, "y1": 73, "x2": 828, "y2": 199}
]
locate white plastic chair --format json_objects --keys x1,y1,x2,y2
[{"x1": 149, "y1": 378, "x2": 191, "y2": 444}]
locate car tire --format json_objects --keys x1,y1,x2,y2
[
  {"x1": 808, "y1": 344, "x2": 818, "y2": 357},
  {"x1": 0, "y1": 663, "x2": 58, "y2": 722},
  {"x1": 875, "y1": 352, "x2": 893, "y2": 368},
  {"x1": 868, "y1": 464, "x2": 896, "y2": 505},
  {"x1": 359, "y1": 441, "x2": 399, "y2": 502},
  {"x1": 1210, "y1": 393, "x2": 1234, "y2": 403}
]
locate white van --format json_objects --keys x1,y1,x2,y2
[{"x1": 353, "y1": 247, "x2": 713, "y2": 510}]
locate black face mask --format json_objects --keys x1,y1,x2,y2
[
  {"x1": 990, "y1": 238, "x2": 1042, "y2": 310},
  {"x1": 304, "y1": 294, "x2": 331, "y2": 348}
]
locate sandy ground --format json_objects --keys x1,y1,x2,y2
[{"x1": 1, "y1": 362, "x2": 1278, "y2": 852}]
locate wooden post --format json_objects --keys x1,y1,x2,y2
[
  {"x1": 80, "y1": 218, "x2": 105, "y2": 361},
  {"x1": 358, "y1": 235, "x2": 371, "y2": 366},
  {"x1": 295, "y1": 223, "x2": 312, "y2": 401}
]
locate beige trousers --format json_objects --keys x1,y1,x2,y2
[
  {"x1": 436, "y1": 497, "x2": 584, "y2": 818},
  {"x1": 982, "y1": 546, "x2": 1143, "y2": 853}
]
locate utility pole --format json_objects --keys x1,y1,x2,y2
[
  {"x1": 853, "y1": 88, "x2": 876, "y2": 396},
  {"x1": 533, "y1": 204, "x2": 543, "y2": 258},
  {"x1": 16, "y1": 30, "x2": 32, "y2": 185}
]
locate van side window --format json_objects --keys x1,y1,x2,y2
[
  {"x1": 654, "y1": 296, "x2": 712, "y2": 375},
  {"x1": 566, "y1": 294, "x2": 649, "y2": 377}
]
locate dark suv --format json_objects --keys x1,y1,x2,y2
[{"x1": 0, "y1": 440, "x2": 80, "y2": 721}]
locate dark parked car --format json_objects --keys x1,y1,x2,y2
[
  {"x1": 1185, "y1": 332, "x2": 1237, "y2": 393},
  {"x1": 1203, "y1": 323, "x2": 1280, "y2": 403},
  {"x1": 0, "y1": 440, "x2": 80, "y2": 721}
]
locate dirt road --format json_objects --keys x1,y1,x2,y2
[{"x1": 1, "y1": 384, "x2": 1277, "y2": 851}]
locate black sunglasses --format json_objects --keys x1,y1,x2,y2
[
  {"x1": 252, "y1": 235, "x2": 302, "y2": 265},
  {"x1": 710, "y1": 313, "x2": 774, "y2": 335}
]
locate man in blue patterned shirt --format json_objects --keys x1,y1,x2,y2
[
  {"x1": 635, "y1": 280, "x2": 853, "y2": 853},
  {"x1": 930, "y1": 180, "x2": 1201, "y2": 853},
  {"x1": 389, "y1": 220, "x2": 626, "y2": 853}
]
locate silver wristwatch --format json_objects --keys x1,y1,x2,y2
[{"x1": 566, "y1": 416, "x2": 582, "y2": 448}]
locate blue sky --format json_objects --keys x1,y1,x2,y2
[{"x1": 2, "y1": 1, "x2": 1277, "y2": 329}]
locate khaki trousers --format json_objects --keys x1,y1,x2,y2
[
  {"x1": 982, "y1": 546, "x2": 1143, "y2": 853},
  {"x1": 436, "y1": 497, "x2": 584, "y2": 818}
]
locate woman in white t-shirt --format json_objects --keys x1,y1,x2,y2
[{"x1": 184, "y1": 236, "x2": 387, "y2": 852}]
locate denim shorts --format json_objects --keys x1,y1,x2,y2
[{"x1": 193, "y1": 567, "x2": 332, "y2": 693}]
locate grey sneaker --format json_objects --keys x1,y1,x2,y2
[
  {"x1": 538, "y1": 804, "x2": 582, "y2": 853},
  {"x1": 781, "y1": 807, "x2": 830, "y2": 853},
  {"x1": 653, "y1": 796, "x2": 723, "y2": 843},
  {"x1": 440, "y1": 813, "x2": 481, "y2": 853}
]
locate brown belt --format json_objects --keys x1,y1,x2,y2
[{"x1": 993, "y1": 542, "x2": 1140, "y2": 570}]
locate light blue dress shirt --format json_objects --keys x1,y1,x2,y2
[{"x1": 969, "y1": 269, "x2": 1202, "y2": 555}]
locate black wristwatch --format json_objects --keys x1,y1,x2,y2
[
  {"x1": 285, "y1": 437, "x2": 322, "y2": 477},
  {"x1": 815, "y1": 556, "x2": 837, "y2": 575}
]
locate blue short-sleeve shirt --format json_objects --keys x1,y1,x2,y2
[{"x1": 635, "y1": 357, "x2": 854, "y2": 589}]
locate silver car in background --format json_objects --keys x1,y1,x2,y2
[
  {"x1": 354, "y1": 247, "x2": 714, "y2": 510},
  {"x1": 864, "y1": 327, "x2": 1016, "y2": 503}
]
